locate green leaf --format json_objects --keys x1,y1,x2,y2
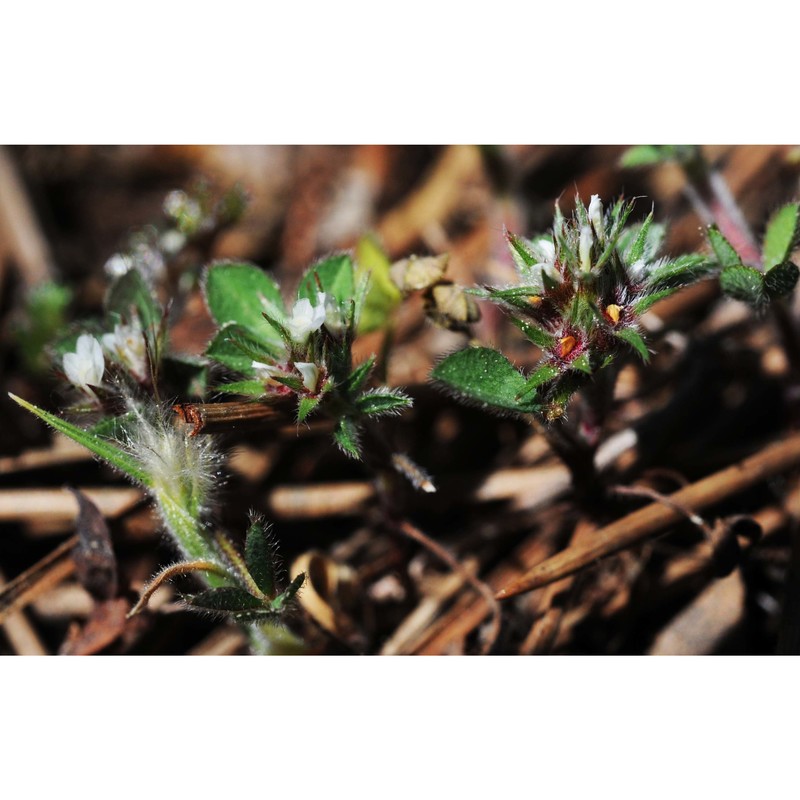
[
  {"x1": 508, "y1": 317, "x2": 556, "y2": 349},
  {"x1": 344, "y1": 355, "x2": 376, "y2": 394},
  {"x1": 355, "y1": 234, "x2": 402, "y2": 334},
  {"x1": 356, "y1": 390, "x2": 412, "y2": 417},
  {"x1": 615, "y1": 327, "x2": 650, "y2": 362},
  {"x1": 571, "y1": 353, "x2": 592, "y2": 374},
  {"x1": 182, "y1": 587, "x2": 270, "y2": 620},
  {"x1": 623, "y1": 211, "x2": 655, "y2": 264},
  {"x1": 9, "y1": 394, "x2": 152, "y2": 487},
  {"x1": 431, "y1": 347, "x2": 538, "y2": 413},
  {"x1": 13, "y1": 281, "x2": 72, "y2": 374},
  {"x1": 516, "y1": 363, "x2": 559, "y2": 400},
  {"x1": 764, "y1": 261, "x2": 799, "y2": 299},
  {"x1": 645, "y1": 254, "x2": 710, "y2": 291},
  {"x1": 214, "y1": 380, "x2": 268, "y2": 397},
  {"x1": 297, "y1": 395, "x2": 322, "y2": 423},
  {"x1": 297, "y1": 254, "x2": 354, "y2": 306},
  {"x1": 206, "y1": 323, "x2": 282, "y2": 375},
  {"x1": 719, "y1": 265, "x2": 765, "y2": 306},
  {"x1": 763, "y1": 203, "x2": 800, "y2": 271},
  {"x1": 506, "y1": 231, "x2": 537, "y2": 270},
  {"x1": 244, "y1": 519, "x2": 276, "y2": 597},
  {"x1": 707, "y1": 226, "x2": 742, "y2": 269},
  {"x1": 203, "y1": 262, "x2": 285, "y2": 342},
  {"x1": 333, "y1": 417, "x2": 362, "y2": 459},
  {"x1": 619, "y1": 145, "x2": 668, "y2": 168},
  {"x1": 271, "y1": 573, "x2": 305, "y2": 612},
  {"x1": 631, "y1": 288, "x2": 678, "y2": 315}
]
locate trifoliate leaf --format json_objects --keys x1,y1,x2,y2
[
  {"x1": 707, "y1": 226, "x2": 742, "y2": 269},
  {"x1": 719, "y1": 265, "x2": 765, "y2": 306},
  {"x1": 298, "y1": 254, "x2": 354, "y2": 306},
  {"x1": 764, "y1": 260, "x2": 799, "y2": 299},
  {"x1": 431, "y1": 347, "x2": 539, "y2": 413},
  {"x1": 763, "y1": 203, "x2": 800, "y2": 271},
  {"x1": 9, "y1": 394, "x2": 152, "y2": 487},
  {"x1": 615, "y1": 327, "x2": 650, "y2": 362},
  {"x1": 244, "y1": 519, "x2": 276, "y2": 597},
  {"x1": 204, "y1": 262, "x2": 285, "y2": 344}
]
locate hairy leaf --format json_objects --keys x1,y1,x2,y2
[
  {"x1": 344, "y1": 355, "x2": 376, "y2": 395},
  {"x1": 245, "y1": 519, "x2": 276, "y2": 597},
  {"x1": 356, "y1": 390, "x2": 412, "y2": 417},
  {"x1": 298, "y1": 254, "x2": 354, "y2": 306},
  {"x1": 204, "y1": 262, "x2": 284, "y2": 343},
  {"x1": 432, "y1": 347, "x2": 538, "y2": 413},
  {"x1": 508, "y1": 317, "x2": 556, "y2": 349},
  {"x1": 764, "y1": 260, "x2": 799, "y2": 299},
  {"x1": 719, "y1": 265, "x2": 765, "y2": 306},
  {"x1": 517, "y1": 363, "x2": 559, "y2": 400},
  {"x1": 707, "y1": 227, "x2": 742, "y2": 269},
  {"x1": 615, "y1": 327, "x2": 650, "y2": 362},
  {"x1": 333, "y1": 417, "x2": 362, "y2": 459},
  {"x1": 9, "y1": 394, "x2": 152, "y2": 487},
  {"x1": 297, "y1": 395, "x2": 322, "y2": 423}
]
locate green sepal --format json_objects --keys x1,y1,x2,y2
[
  {"x1": 615, "y1": 327, "x2": 650, "y2": 362},
  {"x1": 244, "y1": 519, "x2": 276, "y2": 597},
  {"x1": 9, "y1": 394, "x2": 152, "y2": 487},
  {"x1": 707, "y1": 226, "x2": 742, "y2": 269},
  {"x1": 333, "y1": 417, "x2": 362, "y2": 459},
  {"x1": 764, "y1": 261, "x2": 799, "y2": 299},
  {"x1": 763, "y1": 203, "x2": 800, "y2": 271},
  {"x1": 516, "y1": 363, "x2": 560, "y2": 400},
  {"x1": 508, "y1": 317, "x2": 556, "y2": 349},
  {"x1": 203, "y1": 262, "x2": 285, "y2": 341},
  {"x1": 431, "y1": 347, "x2": 539, "y2": 414},
  {"x1": 571, "y1": 352, "x2": 592, "y2": 375},
  {"x1": 632, "y1": 288, "x2": 678, "y2": 315},
  {"x1": 206, "y1": 323, "x2": 281, "y2": 375},
  {"x1": 214, "y1": 380, "x2": 268, "y2": 398},
  {"x1": 645, "y1": 254, "x2": 711, "y2": 291},
  {"x1": 719, "y1": 265, "x2": 765, "y2": 306},
  {"x1": 297, "y1": 253, "x2": 354, "y2": 306},
  {"x1": 297, "y1": 395, "x2": 322, "y2": 423},
  {"x1": 624, "y1": 210, "x2": 655, "y2": 264},
  {"x1": 344, "y1": 355, "x2": 376, "y2": 394},
  {"x1": 355, "y1": 390, "x2": 412, "y2": 417}
]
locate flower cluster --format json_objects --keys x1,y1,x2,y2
[{"x1": 434, "y1": 196, "x2": 710, "y2": 421}]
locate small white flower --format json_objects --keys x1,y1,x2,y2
[
  {"x1": 102, "y1": 319, "x2": 148, "y2": 382},
  {"x1": 159, "y1": 229, "x2": 187, "y2": 255},
  {"x1": 294, "y1": 362, "x2": 320, "y2": 393},
  {"x1": 286, "y1": 293, "x2": 327, "y2": 343},
  {"x1": 104, "y1": 253, "x2": 132, "y2": 278},
  {"x1": 63, "y1": 334, "x2": 105, "y2": 395},
  {"x1": 579, "y1": 225, "x2": 594, "y2": 273},
  {"x1": 588, "y1": 195, "x2": 605, "y2": 242}
]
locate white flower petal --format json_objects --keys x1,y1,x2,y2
[
  {"x1": 579, "y1": 225, "x2": 594, "y2": 273},
  {"x1": 294, "y1": 362, "x2": 320, "y2": 393}
]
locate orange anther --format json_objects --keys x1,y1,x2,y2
[
  {"x1": 559, "y1": 335, "x2": 576, "y2": 358},
  {"x1": 528, "y1": 295, "x2": 542, "y2": 305},
  {"x1": 606, "y1": 304, "x2": 621, "y2": 324}
]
